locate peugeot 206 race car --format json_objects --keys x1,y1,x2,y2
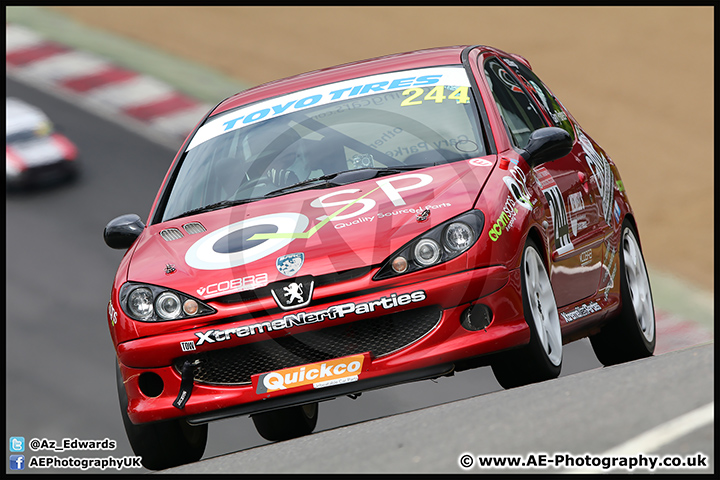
[
  {"x1": 6, "y1": 97, "x2": 78, "y2": 189},
  {"x1": 104, "y1": 45, "x2": 656, "y2": 469}
]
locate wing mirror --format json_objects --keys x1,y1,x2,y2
[
  {"x1": 520, "y1": 127, "x2": 573, "y2": 167},
  {"x1": 104, "y1": 214, "x2": 145, "y2": 249}
]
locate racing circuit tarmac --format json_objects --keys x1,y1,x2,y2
[{"x1": 5, "y1": 9, "x2": 714, "y2": 474}]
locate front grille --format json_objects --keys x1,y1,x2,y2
[
  {"x1": 211, "y1": 266, "x2": 373, "y2": 305},
  {"x1": 175, "y1": 305, "x2": 441, "y2": 385}
]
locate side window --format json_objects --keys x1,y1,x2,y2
[
  {"x1": 483, "y1": 57, "x2": 546, "y2": 148},
  {"x1": 501, "y1": 56, "x2": 574, "y2": 140}
]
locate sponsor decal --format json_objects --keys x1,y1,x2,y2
[
  {"x1": 193, "y1": 290, "x2": 426, "y2": 346},
  {"x1": 535, "y1": 167, "x2": 574, "y2": 255},
  {"x1": 255, "y1": 353, "x2": 367, "y2": 394},
  {"x1": 488, "y1": 164, "x2": 533, "y2": 242},
  {"x1": 180, "y1": 340, "x2": 196, "y2": 352},
  {"x1": 333, "y1": 215, "x2": 375, "y2": 229},
  {"x1": 185, "y1": 212, "x2": 309, "y2": 271},
  {"x1": 503, "y1": 164, "x2": 532, "y2": 211},
  {"x1": 567, "y1": 192, "x2": 587, "y2": 236},
  {"x1": 271, "y1": 279, "x2": 315, "y2": 310},
  {"x1": 186, "y1": 173, "x2": 435, "y2": 269},
  {"x1": 197, "y1": 272, "x2": 269, "y2": 297},
  {"x1": 488, "y1": 197, "x2": 519, "y2": 242},
  {"x1": 604, "y1": 262, "x2": 617, "y2": 301},
  {"x1": 276, "y1": 252, "x2": 304, "y2": 277},
  {"x1": 165, "y1": 263, "x2": 176, "y2": 275},
  {"x1": 376, "y1": 202, "x2": 451, "y2": 219},
  {"x1": 469, "y1": 158, "x2": 493, "y2": 167},
  {"x1": 188, "y1": 67, "x2": 471, "y2": 150},
  {"x1": 571, "y1": 217, "x2": 589, "y2": 237},
  {"x1": 568, "y1": 192, "x2": 585, "y2": 213},
  {"x1": 384, "y1": 135, "x2": 474, "y2": 159},
  {"x1": 108, "y1": 301, "x2": 118, "y2": 326},
  {"x1": 577, "y1": 128, "x2": 615, "y2": 226},
  {"x1": 600, "y1": 241, "x2": 618, "y2": 300},
  {"x1": 561, "y1": 301, "x2": 601, "y2": 322},
  {"x1": 580, "y1": 249, "x2": 593, "y2": 266},
  {"x1": 613, "y1": 200, "x2": 621, "y2": 225}
]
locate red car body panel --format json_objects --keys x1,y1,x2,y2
[{"x1": 109, "y1": 45, "x2": 635, "y2": 425}]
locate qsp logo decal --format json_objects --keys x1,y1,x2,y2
[
  {"x1": 185, "y1": 212, "x2": 309, "y2": 270},
  {"x1": 185, "y1": 173, "x2": 432, "y2": 270}
]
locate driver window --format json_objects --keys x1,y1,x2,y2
[{"x1": 483, "y1": 57, "x2": 546, "y2": 148}]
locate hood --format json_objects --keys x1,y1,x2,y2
[{"x1": 127, "y1": 159, "x2": 495, "y2": 300}]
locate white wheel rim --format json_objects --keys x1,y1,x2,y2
[
  {"x1": 524, "y1": 247, "x2": 562, "y2": 366},
  {"x1": 622, "y1": 229, "x2": 655, "y2": 342}
]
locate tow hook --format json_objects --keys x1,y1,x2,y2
[{"x1": 173, "y1": 359, "x2": 200, "y2": 409}]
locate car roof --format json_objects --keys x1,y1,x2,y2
[
  {"x1": 211, "y1": 46, "x2": 473, "y2": 117},
  {"x1": 6, "y1": 97, "x2": 50, "y2": 136}
]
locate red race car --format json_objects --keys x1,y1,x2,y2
[{"x1": 104, "y1": 45, "x2": 655, "y2": 469}]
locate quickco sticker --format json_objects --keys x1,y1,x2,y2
[{"x1": 254, "y1": 353, "x2": 367, "y2": 395}]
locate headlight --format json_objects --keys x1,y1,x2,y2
[
  {"x1": 374, "y1": 210, "x2": 484, "y2": 280},
  {"x1": 444, "y1": 222, "x2": 474, "y2": 252},
  {"x1": 414, "y1": 239, "x2": 441, "y2": 266},
  {"x1": 156, "y1": 291, "x2": 182, "y2": 320},
  {"x1": 127, "y1": 287, "x2": 154, "y2": 320},
  {"x1": 119, "y1": 283, "x2": 216, "y2": 322}
]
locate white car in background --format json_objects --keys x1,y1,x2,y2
[{"x1": 6, "y1": 97, "x2": 78, "y2": 189}]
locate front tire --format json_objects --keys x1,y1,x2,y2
[
  {"x1": 590, "y1": 221, "x2": 655, "y2": 365},
  {"x1": 252, "y1": 403, "x2": 319, "y2": 442},
  {"x1": 492, "y1": 239, "x2": 563, "y2": 389},
  {"x1": 116, "y1": 362, "x2": 207, "y2": 470}
]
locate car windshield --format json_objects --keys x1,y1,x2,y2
[{"x1": 160, "y1": 66, "x2": 486, "y2": 222}]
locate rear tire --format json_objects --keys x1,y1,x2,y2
[
  {"x1": 252, "y1": 403, "x2": 319, "y2": 442},
  {"x1": 492, "y1": 239, "x2": 563, "y2": 389},
  {"x1": 116, "y1": 362, "x2": 207, "y2": 470},
  {"x1": 590, "y1": 221, "x2": 655, "y2": 366}
]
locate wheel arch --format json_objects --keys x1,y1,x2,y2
[{"x1": 524, "y1": 225, "x2": 548, "y2": 269}]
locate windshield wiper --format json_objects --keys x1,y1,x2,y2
[
  {"x1": 264, "y1": 165, "x2": 430, "y2": 197},
  {"x1": 170, "y1": 197, "x2": 263, "y2": 221}
]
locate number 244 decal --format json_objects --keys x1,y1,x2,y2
[{"x1": 401, "y1": 86, "x2": 470, "y2": 106}]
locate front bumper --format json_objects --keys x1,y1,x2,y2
[
  {"x1": 118, "y1": 264, "x2": 529, "y2": 425},
  {"x1": 6, "y1": 159, "x2": 77, "y2": 190}
]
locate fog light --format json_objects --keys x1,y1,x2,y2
[
  {"x1": 460, "y1": 304, "x2": 493, "y2": 331},
  {"x1": 138, "y1": 372, "x2": 164, "y2": 397}
]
